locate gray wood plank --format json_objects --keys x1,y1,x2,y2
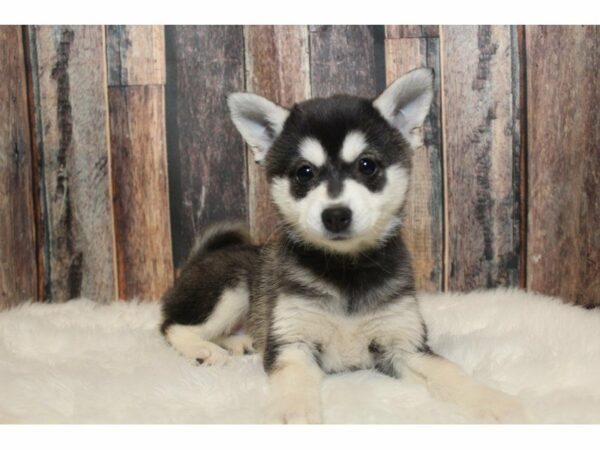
[
  {"x1": 106, "y1": 25, "x2": 165, "y2": 86},
  {"x1": 440, "y1": 25, "x2": 521, "y2": 290},
  {"x1": 27, "y1": 25, "x2": 117, "y2": 302},
  {"x1": 165, "y1": 26, "x2": 247, "y2": 268},
  {"x1": 309, "y1": 25, "x2": 381, "y2": 98}
]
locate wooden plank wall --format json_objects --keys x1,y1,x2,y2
[
  {"x1": 106, "y1": 26, "x2": 174, "y2": 300},
  {"x1": 440, "y1": 26, "x2": 521, "y2": 290},
  {"x1": 27, "y1": 26, "x2": 118, "y2": 303},
  {"x1": 0, "y1": 26, "x2": 37, "y2": 308},
  {"x1": 165, "y1": 26, "x2": 247, "y2": 268},
  {"x1": 0, "y1": 25, "x2": 598, "y2": 308},
  {"x1": 526, "y1": 26, "x2": 599, "y2": 307}
]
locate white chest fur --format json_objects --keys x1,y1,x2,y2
[{"x1": 272, "y1": 294, "x2": 424, "y2": 373}]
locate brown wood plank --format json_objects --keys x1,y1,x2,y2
[
  {"x1": 526, "y1": 25, "x2": 600, "y2": 307},
  {"x1": 385, "y1": 25, "x2": 439, "y2": 38},
  {"x1": 106, "y1": 25, "x2": 173, "y2": 300},
  {"x1": 27, "y1": 26, "x2": 117, "y2": 302},
  {"x1": 309, "y1": 25, "x2": 380, "y2": 98},
  {"x1": 244, "y1": 25, "x2": 310, "y2": 243},
  {"x1": 106, "y1": 25, "x2": 165, "y2": 86},
  {"x1": 440, "y1": 25, "x2": 521, "y2": 291},
  {"x1": 0, "y1": 26, "x2": 37, "y2": 309},
  {"x1": 108, "y1": 86, "x2": 174, "y2": 300},
  {"x1": 384, "y1": 36, "x2": 443, "y2": 292},
  {"x1": 165, "y1": 26, "x2": 247, "y2": 268}
]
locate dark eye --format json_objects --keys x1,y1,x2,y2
[
  {"x1": 358, "y1": 158, "x2": 377, "y2": 176},
  {"x1": 296, "y1": 164, "x2": 315, "y2": 183}
]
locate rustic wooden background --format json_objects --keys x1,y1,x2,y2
[{"x1": 0, "y1": 25, "x2": 598, "y2": 309}]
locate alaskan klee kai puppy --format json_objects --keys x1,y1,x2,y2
[{"x1": 160, "y1": 68, "x2": 525, "y2": 423}]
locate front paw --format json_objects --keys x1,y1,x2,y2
[
  {"x1": 266, "y1": 394, "x2": 322, "y2": 424},
  {"x1": 468, "y1": 388, "x2": 530, "y2": 423}
]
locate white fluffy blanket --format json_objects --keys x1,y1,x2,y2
[{"x1": 1, "y1": 289, "x2": 599, "y2": 424}]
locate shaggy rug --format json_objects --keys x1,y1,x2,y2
[{"x1": 1, "y1": 289, "x2": 599, "y2": 424}]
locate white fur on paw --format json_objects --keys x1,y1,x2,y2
[
  {"x1": 166, "y1": 325, "x2": 230, "y2": 366},
  {"x1": 468, "y1": 389, "x2": 529, "y2": 423},
  {"x1": 216, "y1": 334, "x2": 255, "y2": 356},
  {"x1": 266, "y1": 394, "x2": 322, "y2": 424},
  {"x1": 181, "y1": 341, "x2": 229, "y2": 366}
]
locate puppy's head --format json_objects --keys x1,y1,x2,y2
[{"x1": 228, "y1": 68, "x2": 434, "y2": 254}]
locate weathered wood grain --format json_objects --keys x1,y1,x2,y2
[
  {"x1": 106, "y1": 25, "x2": 165, "y2": 86},
  {"x1": 440, "y1": 25, "x2": 521, "y2": 290},
  {"x1": 27, "y1": 26, "x2": 117, "y2": 302},
  {"x1": 165, "y1": 26, "x2": 247, "y2": 268},
  {"x1": 0, "y1": 26, "x2": 37, "y2": 309},
  {"x1": 309, "y1": 25, "x2": 381, "y2": 98},
  {"x1": 385, "y1": 25, "x2": 439, "y2": 38},
  {"x1": 23, "y1": 28, "x2": 46, "y2": 302},
  {"x1": 517, "y1": 25, "x2": 528, "y2": 289},
  {"x1": 244, "y1": 25, "x2": 310, "y2": 243},
  {"x1": 526, "y1": 25, "x2": 600, "y2": 306},
  {"x1": 384, "y1": 35, "x2": 443, "y2": 292},
  {"x1": 108, "y1": 86, "x2": 174, "y2": 300},
  {"x1": 106, "y1": 25, "x2": 173, "y2": 300}
]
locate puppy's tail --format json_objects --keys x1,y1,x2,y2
[{"x1": 188, "y1": 221, "x2": 252, "y2": 260}]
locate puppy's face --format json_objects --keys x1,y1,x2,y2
[{"x1": 229, "y1": 68, "x2": 434, "y2": 254}]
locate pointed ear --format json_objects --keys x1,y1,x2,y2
[
  {"x1": 373, "y1": 68, "x2": 434, "y2": 148},
  {"x1": 227, "y1": 93, "x2": 290, "y2": 163}
]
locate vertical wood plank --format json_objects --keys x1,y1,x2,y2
[
  {"x1": 384, "y1": 34, "x2": 443, "y2": 292},
  {"x1": 0, "y1": 26, "x2": 37, "y2": 308},
  {"x1": 27, "y1": 26, "x2": 117, "y2": 302},
  {"x1": 385, "y1": 25, "x2": 439, "y2": 38},
  {"x1": 106, "y1": 26, "x2": 173, "y2": 299},
  {"x1": 440, "y1": 25, "x2": 521, "y2": 290},
  {"x1": 106, "y1": 25, "x2": 165, "y2": 86},
  {"x1": 165, "y1": 26, "x2": 247, "y2": 269},
  {"x1": 106, "y1": 25, "x2": 173, "y2": 301},
  {"x1": 309, "y1": 25, "x2": 381, "y2": 97},
  {"x1": 108, "y1": 87, "x2": 173, "y2": 300},
  {"x1": 526, "y1": 25, "x2": 600, "y2": 307},
  {"x1": 244, "y1": 25, "x2": 310, "y2": 243}
]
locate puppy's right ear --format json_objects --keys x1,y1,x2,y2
[{"x1": 227, "y1": 93, "x2": 290, "y2": 164}]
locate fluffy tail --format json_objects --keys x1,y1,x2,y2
[{"x1": 188, "y1": 221, "x2": 252, "y2": 260}]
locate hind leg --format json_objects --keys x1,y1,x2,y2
[{"x1": 163, "y1": 283, "x2": 249, "y2": 366}]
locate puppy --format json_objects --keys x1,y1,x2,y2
[{"x1": 160, "y1": 68, "x2": 525, "y2": 424}]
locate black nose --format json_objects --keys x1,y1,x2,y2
[{"x1": 321, "y1": 207, "x2": 352, "y2": 233}]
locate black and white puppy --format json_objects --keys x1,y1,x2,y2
[{"x1": 160, "y1": 68, "x2": 525, "y2": 423}]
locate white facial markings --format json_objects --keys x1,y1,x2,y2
[
  {"x1": 340, "y1": 130, "x2": 369, "y2": 163},
  {"x1": 299, "y1": 137, "x2": 326, "y2": 167},
  {"x1": 270, "y1": 164, "x2": 410, "y2": 254}
]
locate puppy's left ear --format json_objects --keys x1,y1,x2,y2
[
  {"x1": 227, "y1": 93, "x2": 290, "y2": 164},
  {"x1": 373, "y1": 67, "x2": 434, "y2": 148}
]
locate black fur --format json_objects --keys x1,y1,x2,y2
[
  {"x1": 263, "y1": 331, "x2": 282, "y2": 373},
  {"x1": 160, "y1": 227, "x2": 259, "y2": 335},
  {"x1": 280, "y1": 233, "x2": 415, "y2": 314}
]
